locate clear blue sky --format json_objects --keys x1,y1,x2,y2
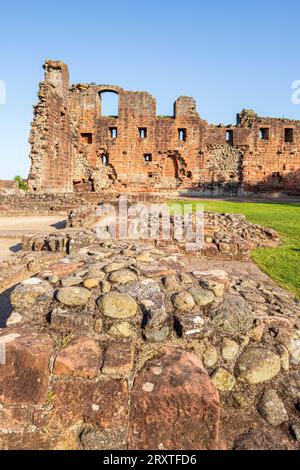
[{"x1": 0, "y1": 0, "x2": 300, "y2": 179}]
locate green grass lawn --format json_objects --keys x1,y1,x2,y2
[{"x1": 171, "y1": 200, "x2": 300, "y2": 300}]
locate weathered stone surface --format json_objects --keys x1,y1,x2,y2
[
  {"x1": 200, "y1": 279, "x2": 225, "y2": 298},
  {"x1": 0, "y1": 407, "x2": 32, "y2": 431},
  {"x1": 102, "y1": 341, "x2": 134, "y2": 377},
  {"x1": 128, "y1": 348, "x2": 220, "y2": 450},
  {"x1": 211, "y1": 294, "x2": 254, "y2": 335},
  {"x1": 257, "y1": 389, "x2": 288, "y2": 426},
  {"x1": 211, "y1": 368, "x2": 236, "y2": 392},
  {"x1": 193, "y1": 269, "x2": 229, "y2": 290},
  {"x1": 0, "y1": 426, "x2": 80, "y2": 451},
  {"x1": 234, "y1": 427, "x2": 292, "y2": 450},
  {"x1": 51, "y1": 378, "x2": 129, "y2": 439},
  {"x1": 0, "y1": 330, "x2": 53, "y2": 405},
  {"x1": 97, "y1": 292, "x2": 138, "y2": 319},
  {"x1": 143, "y1": 326, "x2": 170, "y2": 343},
  {"x1": 108, "y1": 321, "x2": 134, "y2": 338},
  {"x1": 104, "y1": 261, "x2": 129, "y2": 273},
  {"x1": 101, "y1": 280, "x2": 111, "y2": 293},
  {"x1": 189, "y1": 286, "x2": 215, "y2": 307},
  {"x1": 39, "y1": 261, "x2": 83, "y2": 279},
  {"x1": 56, "y1": 286, "x2": 91, "y2": 306},
  {"x1": 291, "y1": 424, "x2": 300, "y2": 442},
  {"x1": 221, "y1": 338, "x2": 239, "y2": 362},
  {"x1": 83, "y1": 278, "x2": 100, "y2": 289},
  {"x1": 61, "y1": 275, "x2": 82, "y2": 287},
  {"x1": 203, "y1": 345, "x2": 218, "y2": 368},
  {"x1": 290, "y1": 338, "x2": 300, "y2": 365},
  {"x1": 1, "y1": 231, "x2": 299, "y2": 450},
  {"x1": 235, "y1": 348, "x2": 281, "y2": 384},
  {"x1": 10, "y1": 278, "x2": 53, "y2": 311},
  {"x1": 86, "y1": 266, "x2": 106, "y2": 281},
  {"x1": 172, "y1": 291, "x2": 195, "y2": 311},
  {"x1": 142, "y1": 301, "x2": 168, "y2": 329},
  {"x1": 108, "y1": 268, "x2": 137, "y2": 285},
  {"x1": 79, "y1": 425, "x2": 127, "y2": 450},
  {"x1": 136, "y1": 252, "x2": 154, "y2": 263},
  {"x1": 53, "y1": 336, "x2": 100, "y2": 379},
  {"x1": 161, "y1": 275, "x2": 181, "y2": 291},
  {"x1": 50, "y1": 307, "x2": 93, "y2": 331},
  {"x1": 174, "y1": 313, "x2": 207, "y2": 338}
]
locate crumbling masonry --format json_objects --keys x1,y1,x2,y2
[{"x1": 28, "y1": 60, "x2": 300, "y2": 195}]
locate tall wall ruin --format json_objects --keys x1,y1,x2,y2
[{"x1": 28, "y1": 60, "x2": 300, "y2": 195}]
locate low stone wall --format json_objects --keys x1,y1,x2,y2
[
  {"x1": 21, "y1": 211, "x2": 280, "y2": 261},
  {"x1": 1, "y1": 239, "x2": 300, "y2": 449},
  {"x1": 0, "y1": 192, "x2": 173, "y2": 216}
]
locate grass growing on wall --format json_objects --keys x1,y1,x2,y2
[{"x1": 171, "y1": 200, "x2": 300, "y2": 299}]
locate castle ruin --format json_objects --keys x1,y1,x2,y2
[{"x1": 27, "y1": 60, "x2": 300, "y2": 195}]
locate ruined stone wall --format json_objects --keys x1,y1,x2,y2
[
  {"x1": 27, "y1": 61, "x2": 300, "y2": 195},
  {"x1": 238, "y1": 110, "x2": 300, "y2": 194},
  {"x1": 0, "y1": 180, "x2": 20, "y2": 195},
  {"x1": 28, "y1": 61, "x2": 73, "y2": 193}
]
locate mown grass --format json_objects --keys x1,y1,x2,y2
[{"x1": 170, "y1": 200, "x2": 300, "y2": 299}]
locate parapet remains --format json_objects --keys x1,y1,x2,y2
[{"x1": 28, "y1": 60, "x2": 300, "y2": 195}]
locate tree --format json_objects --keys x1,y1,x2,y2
[{"x1": 14, "y1": 175, "x2": 28, "y2": 191}]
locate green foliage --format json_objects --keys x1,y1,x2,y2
[
  {"x1": 14, "y1": 175, "x2": 28, "y2": 191},
  {"x1": 61, "y1": 333, "x2": 71, "y2": 349},
  {"x1": 46, "y1": 389, "x2": 56, "y2": 404},
  {"x1": 171, "y1": 200, "x2": 300, "y2": 299}
]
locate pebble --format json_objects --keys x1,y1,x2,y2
[
  {"x1": 56, "y1": 287, "x2": 92, "y2": 306},
  {"x1": 203, "y1": 345, "x2": 218, "y2": 368},
  {"x1": 257, "y1": 389, "x2": 288, "y2": 426},
  {"x1": 172, "y1": 291, "x2": 195, "y2": 312},
  {"x1": 235, "y1": 347, "x2": 281, "y2": 384},
  {"x1": 211, "y1": 368, "x2": 236, "y2": 392},
  {"x1": 97, "y1": 292, "x2": 138, "y2": 319},
  {"x1": 221, "y1": 338, "x2": 239, "y2": 362},
  {"x1": 189, "y1": 286, "x2": 215, "y2": 307},
  {"x1": 108, "y1": 268, "x2": 138, "y2": 285}
]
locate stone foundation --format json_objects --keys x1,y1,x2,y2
[{"x1": 0, "y1": 236, "x2": 300, "y2": 450}]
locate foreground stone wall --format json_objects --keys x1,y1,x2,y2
[
  {"x1": 27, "y1": 61, "x2": 300, "y2": 196},
  {"x1": 1, "y1": 238, "x2": 300, "y2": 450}
]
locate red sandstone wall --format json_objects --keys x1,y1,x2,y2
[
  {"x1": 28, "y1": 61, "x2": 73, "y2": 193},
  {"x1": 27, "y1": 61, "x2": 300, "y2": 195}
]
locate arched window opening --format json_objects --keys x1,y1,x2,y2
[{"x1": 99, "y1": 91, "x2": 119, "y2": 117}]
